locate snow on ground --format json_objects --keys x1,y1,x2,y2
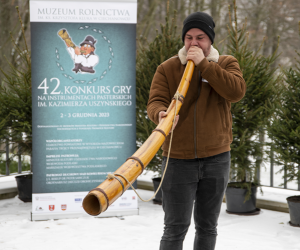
[
  {"x1": 0, "y1": 189, "x2": 299, "y2": 250},
  {"x1": 257, "y1": 186, "x2": 300, "y2": 203}
]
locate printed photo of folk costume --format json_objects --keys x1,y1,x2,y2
[{"x1": 58, "y1": 29, "x2": 99, "y2": 74}]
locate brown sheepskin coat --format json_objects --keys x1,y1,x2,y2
[{"x1": 147, "y1": 46, "x2": 246, "y2": 159}]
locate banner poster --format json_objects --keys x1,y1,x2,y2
[{"x1": 30, "y1": 0, "x2": 138, "y2": 220}]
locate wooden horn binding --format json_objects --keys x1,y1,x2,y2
[{"x1": 83, "y1": 61, "x2": 195, "y2": 216}]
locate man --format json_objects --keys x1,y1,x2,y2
[
  {"x1": 147, "y1": 12, "x2": 246, "y2": 250},
  {"x1": 66, "y1": 35, "x2": 99, "y2": 74}
]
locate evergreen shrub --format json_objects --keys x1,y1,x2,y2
[
  {"x1": 267, "y1": 51, "x2": 300, "y2": 185},
  {"x1": 136, "y1": 11, "x2": 182, "y2": 176},
  {"x1": 226, "y1": 2, "x2": 281, "y2": 199},
  {"x1": 0, "y1": 8, "x2": 32, "y2": 171}
]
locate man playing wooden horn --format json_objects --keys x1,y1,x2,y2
[{"x1": 147, "y1": 12, "x2": 246, "y2": 250}]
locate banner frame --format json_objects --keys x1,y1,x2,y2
[{"x1": 30, "y1": 0, "x2": 138, "y2": 221}]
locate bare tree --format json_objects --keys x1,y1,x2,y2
[
  {"x1": 238, "y1": 0, "x2": 300, "y2": 67},
  {"x1": 0, "y1": 0, "x2": 30, "y2": 83},
  {"x1": 1, "y1": 0, "x2": 299, "y2": 73}
]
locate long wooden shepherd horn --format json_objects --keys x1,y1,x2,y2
[{"x1": 83, "y1": 60, "x2": 195, "y2": 216}]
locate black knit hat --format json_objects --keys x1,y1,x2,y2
[{"x1": 182, "y1": 12, "x2": 215, "y2": 44}]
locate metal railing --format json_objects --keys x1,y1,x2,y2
[
  {"x1": 1, "y1": 141, "x2": 299, "y2": 192},
  {"x1": 266, "y1": 146, "x2": 300, "y2": 191},
  {"x1": 1, "y1": 141, "x2": 29, "y2": 177}
]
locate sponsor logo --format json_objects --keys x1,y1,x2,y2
[
  {"x1": 35, "y1": 206, "x2": 43, "y2": 211},
  {"x1": 75, "y1": 198, "x2": 82, "y2": 203},
  {"x1": 49, "y1": 205, "x2": 55, "y2": 211},
  {"x1": 132, "y1": 196, "x2": 136, "y2": 200},
  {"x1": 120, "y1": 203, "x2": 131, "y2": 207},
  {"x1": 35, "y1": 196, "x2": 56, "y2": 201},
  {"x1": 61, "y1": 204, "x2": 67, "y2": 211}
]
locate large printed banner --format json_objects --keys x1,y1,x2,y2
[{"x1": 30, "y1": 0, "x2": 138, "y2": 220}]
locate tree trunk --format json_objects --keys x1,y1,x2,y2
[{"x1": 0, "y1": 0, "x2": 12, "y2": 83}]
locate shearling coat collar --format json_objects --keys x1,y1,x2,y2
[
  {"x1": 147, "y1": 51, "x2": 246, "y2": 159},
  {"x1": 178, "y1": 45, "x2": 219, "y2": 65}
]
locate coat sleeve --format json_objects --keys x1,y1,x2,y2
[
  {"x1": 197, "y1": 56, "x2": 246, "y2": 103},
  {"x1": 147, "y1": 64, "x2": 171, "y2": 125}
]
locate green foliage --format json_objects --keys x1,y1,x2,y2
[
  {"x1": 267, "y1": 51, "x2": 300, "y2": 184},
  {"x1": 0, "y1": 156, "x2": 31, "y2": 175},
  {"x1": 0, "y1": 10, "x2": 32, "y2": 157},
  {"x1": 226, "y1": 2, "x2": 281, "y2": 198},
  {"x1": 136, "y1": 11, "x2": 182, "y2": 176}
]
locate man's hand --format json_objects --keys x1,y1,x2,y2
[
  {"x1": 75, "y1": 47, "x2": 81, "y2": 55},
  {"x1": 186, "y1": 46, "x2": 205, "y2": 65},
  {"x1": 159, "y1": 111, "x2": 179, "y2": 134}
]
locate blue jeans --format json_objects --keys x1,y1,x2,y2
[{"x1": 160, "y1": 152, "x2": 230, "y2": 250}]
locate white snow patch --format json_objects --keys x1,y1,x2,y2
[{"x1": 0, "y1": 189, "x2": 299, "y2": 250}]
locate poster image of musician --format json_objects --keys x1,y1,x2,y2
[
  {"x1": 59, "y1": 30, "x2": 99, "y2": 74},
  {"x1": 30, "y1": 0, "x2": 137, "y2": 220}
]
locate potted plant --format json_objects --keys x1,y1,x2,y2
[
  {"x1": 136, "y1": 11, "x2": 182, "y2": 205},
  {"x1": 267, "y1": 50, "x2": 300, "y2": 227},
  {"x1": 0, "y1": 9, "x2": 32, "y2": 202},
  {"x1": 224, "y1": 2, "x2": 281, "y2": 214}
]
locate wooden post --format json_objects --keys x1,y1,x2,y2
[
  {"x1": 298, "y1": 165, "x2": 300, "y2": 191},
  {"x1": 18, "y1": 144, "x2": 22, "y2": 174},
  {"x1": 270, "y1": 144, "x2": 274, "y2": 187},
  {"x1": 284, "y1": 166, "x2": 287, "y2": 189},
  {"x1": 5, "y1": 140, "x2": 10, "y2": 176}
]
